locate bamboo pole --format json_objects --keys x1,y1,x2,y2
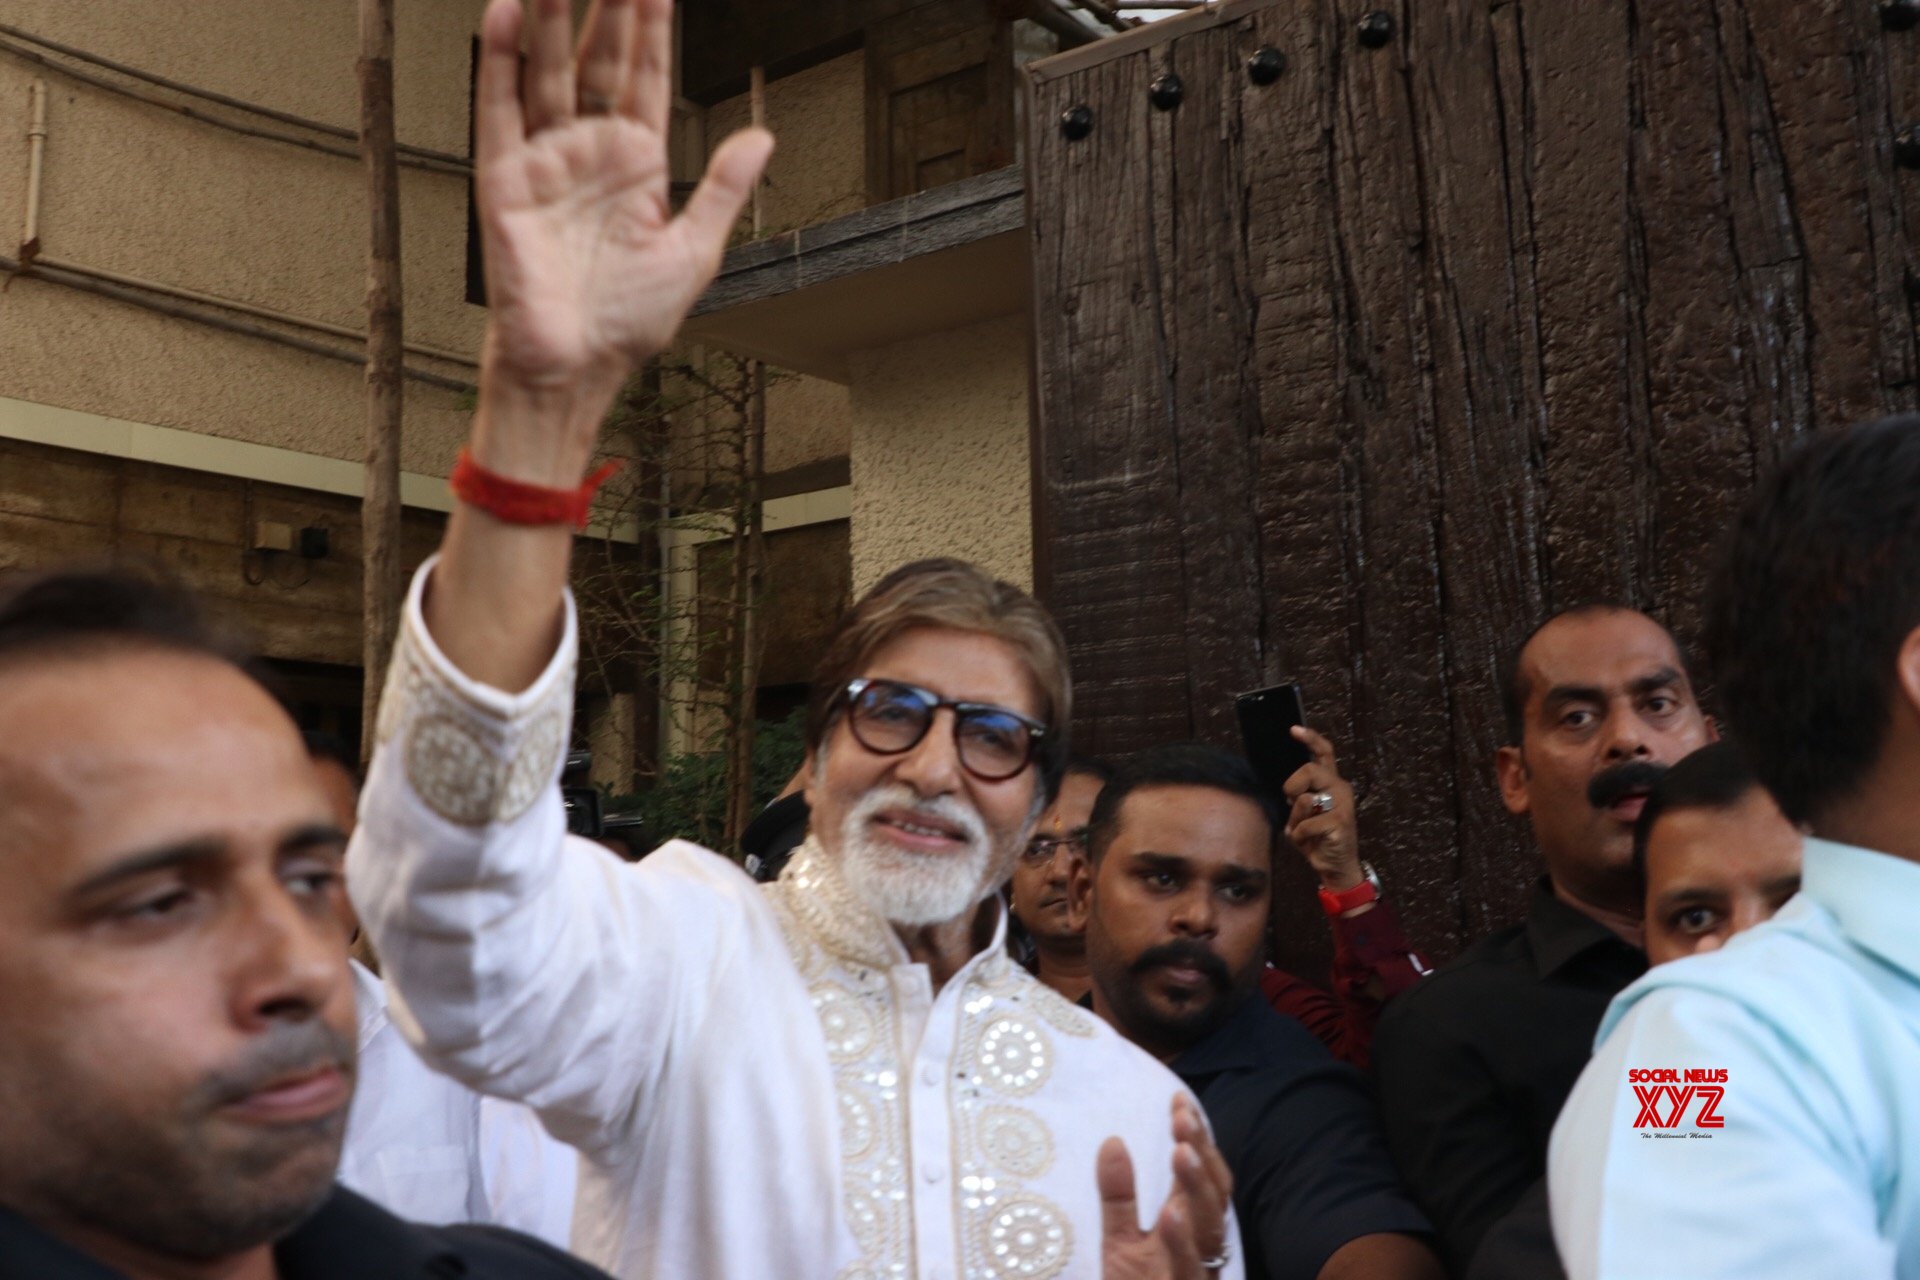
[
  {"x1": 1023, "y1": 1, "x2": 1103, "y2": 47},
  {"x1": 748, "y1": 66, "x2": 766, "y2": 237},
  {"x1": 1069, "y1": 0, "x2": 1137, "y2": 31},
  {"x1": 723, "y1": 358, "x2": 768, "y2": 851},
  {"x1": 22, "y1": 79, "x2": 46, "y2": 251},
  {"x1": 723, "y1": 72, "x2": 772, "y2": 849},
  {"x1": 358, "y1": 0, "x2": 404, "y2": 764}
]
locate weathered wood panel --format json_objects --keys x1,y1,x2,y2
[
  {"x1": 0, "y1": 435, "x2": 443, "y2": 669},
  {"x1": 867, "y1": 1, "x2": 1017, "y2": 201},
  {"x1": 1027, "y1": 0, "x2": 1920, "y2": 966}
]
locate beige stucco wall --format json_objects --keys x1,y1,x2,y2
[
  {"x1": 0, "y1": 0, "x2": 489, "y2": 477},
  {"x1": 847, "y1": 313, "x2": 1031, "y2": 593},
  {"x1": 691, "y1": 52, "x2": 866, "y2": 489},
  {"x1": 763, "y1": 367, "x2": 851, "y2": 476},
  {"x1": 660, "y1": 351, "x2": 852, "y2": 501},
  {"x1": 705, "y1": 50, "x2": 864, "y2": 232}
]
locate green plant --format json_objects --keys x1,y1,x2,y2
[{"x1": 613, "y1": 707, "x2": 808, "y2": 853}]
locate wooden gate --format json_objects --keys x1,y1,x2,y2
[{"x1": 1024, "y1": 0, "x2": 1920, "y2": 963}]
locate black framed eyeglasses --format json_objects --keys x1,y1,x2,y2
[
  {"x1": 1021, "y1": 830, "x2": 1087, "y2": 864},
  {"x1": 838, "y1": 677, "x2": 1048, "y2": 782}
]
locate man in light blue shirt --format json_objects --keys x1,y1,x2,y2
[{"x1": 1549, "y1": 414, "x2": 1920, "y2": 1279}]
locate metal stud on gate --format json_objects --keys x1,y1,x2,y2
[
  {"x1": 1247, "y1": 46, "x2": 1287, "y2": 86},
  {"x1": 1357, "y1": 10, "x2": 1395, "y2": 47},
  {"x1": 1149, "y1": 73, "x2": 1185, "y2": 111},
  {"x1": 1061, "y1": 104, "x2": 1094, "y2": 141},
  {"x1": 1881, "y1": 0, "x2": 1920, "y2": 31}
]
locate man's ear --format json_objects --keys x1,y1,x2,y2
[
  {"x1": 1066, "y1": 851, "x2": 1094, "y2": 926},
  {"x1": 1495, "y1": 745, "x2": 1531, "y2": 817},
  {"x1": 1896, "y1": 625, "x2": 1920, "y2": 725}
]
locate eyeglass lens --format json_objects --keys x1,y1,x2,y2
[
  {"x1": 1022, "y1": 834, "x2": 1084, "y2": 862},
  {"x1": 848, "y1": 681, "x2": 1034, "y2": 780}
]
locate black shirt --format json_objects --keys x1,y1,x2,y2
[
  {"x1": 1464, "y1": 1178, "x2": 1564, "y2": 1280},
  {"x1": 1172, "y1": 994, "x2": 1432, "y2": 1280},
  {"x1": 1370, "y1": 882, "x2": 1646, "y2": 1274},
  {"x1": 0, "y1": 1186, "x2": 610, "y2": 1280}
]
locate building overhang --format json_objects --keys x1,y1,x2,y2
[{"x1": 682, "y1": 165, "x2": 1028, "y2": 383}]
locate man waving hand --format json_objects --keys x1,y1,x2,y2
[{"x1": 349, "y1": 4, "x2": 1236, "y2": 1279}]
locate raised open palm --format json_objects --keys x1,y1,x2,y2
[{"x1": 473, "y1": 0, "x2": 771, "y2": 386}]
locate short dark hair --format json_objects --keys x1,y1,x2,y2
[
  {"x1": 1085, "y1": 743, "x2": 1281, "y2": 863},
  {"x1": 1631, "y1": 742, "x2": 1762, "y2": 886},
  {"x1": 0, "y1": 566, "x2": 247, "y2": 674},
  {"x1": 301, "y1": 731, "x2": 359, "y2": 779},
  {"x1": 1707, "y1": 415, "x2": 1920, "y2": 825},
  {"x1": 1499, "y1": 603, "x2": 1687, "y2": 743},
  {"x1": 1064, "y1": 755, "x2": 1115, "y2": 787}
]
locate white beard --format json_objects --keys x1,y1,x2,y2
[{"x1": 835, "y1": 783, "x2": 997, "y2": 927}]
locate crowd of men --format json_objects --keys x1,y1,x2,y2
[{"x1": 1, "y1": 0, "x2": 1917, "y2": 1277}]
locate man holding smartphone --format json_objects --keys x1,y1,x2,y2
[{"x1": 1262, "y1": 723, "x2": 1428, "y2": 1069}]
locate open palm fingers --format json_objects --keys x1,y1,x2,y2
[{"x1": 575, "y1": 0, "x2": 637, "y2": 115}]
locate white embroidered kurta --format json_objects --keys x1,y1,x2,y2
[{"x1": 348, "y1": 561, "x2": 1242, "y2": 1280}]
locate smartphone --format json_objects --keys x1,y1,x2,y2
[{"x1": 1236, "y1": 682, "x2": 1312, "y2": 796}]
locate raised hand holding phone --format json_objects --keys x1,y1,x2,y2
[{"x1": 1280, "y1": 725, "x2": 1366, "y2": 896}]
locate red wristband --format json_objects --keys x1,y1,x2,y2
[
  {"x1": 1318, "y1": 876, "x2": 1378, "y2": 917},
  {"x1": 449, "y1": 448, "x2": 622, "y2": 529}
]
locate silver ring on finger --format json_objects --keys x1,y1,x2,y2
[
  {"x1": 1309, "y1": 791, "x2": 1336, "y2": 816},
  {"x1": 1202, "y1": 1246, "x2": 1232, "y2": 1273},
  {"x1": 579, "y1": 88, "x2": 616, "y2": 114}
]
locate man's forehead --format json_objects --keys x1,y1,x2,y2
[
  {"x1": 1522, "y1": 610, "x2": 1686, "y2": 697},
  {"x1": 0, "y1": 646, "x2": 275, "y2": 750},
  {"x1": 862, "y1": 626, "x2": 1042, "y2": 714},
  {"x1": 1047, "y1": 772, "x2": 1103, "y2": 823},
  {"x1": 1114, "y1": 786, "x2": 1270, "y2": 861},
  {"x1": 0, "y1": 650, "x2": 322, "y2": 872}
]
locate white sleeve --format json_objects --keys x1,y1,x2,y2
[
  {"x1": 346, "y1": 557, "x2": 746, "y2": 1153},
  {"x1": 1548, "y1": 986, "x2": 1894, "y2": 1280}
]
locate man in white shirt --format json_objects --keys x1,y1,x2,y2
[
  {"x1": 1548, "y1": 415, "x2": 1920, "y2": 1277},
  {"x1": 305, "y1": 734, "x2": 578, "y2": 1243},
  {"x1": 342, "y1": 959, "x2": 578, "y2": 1247},
  {"x1": 348, "y1": 3, "x2": 1234, "y2": 1278}
]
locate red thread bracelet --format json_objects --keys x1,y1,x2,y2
[{"x1": 449, "y1": 448, "x2": 623, "y2": 529}]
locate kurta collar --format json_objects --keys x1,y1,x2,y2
[
  {"x1": 781, "y1": 835, "x2": 1010, "y2": 973},
  {"x1": 1801, "y1": 836, "x2": 1920, "y2": 982}
]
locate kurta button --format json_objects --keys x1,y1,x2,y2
[
  {"x1": 920, "y1": 1063, "x2": 940, "y2": 1086},
  {"x1": 922, "y1": 1162, "x2": 947, "y2": 1184}
]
